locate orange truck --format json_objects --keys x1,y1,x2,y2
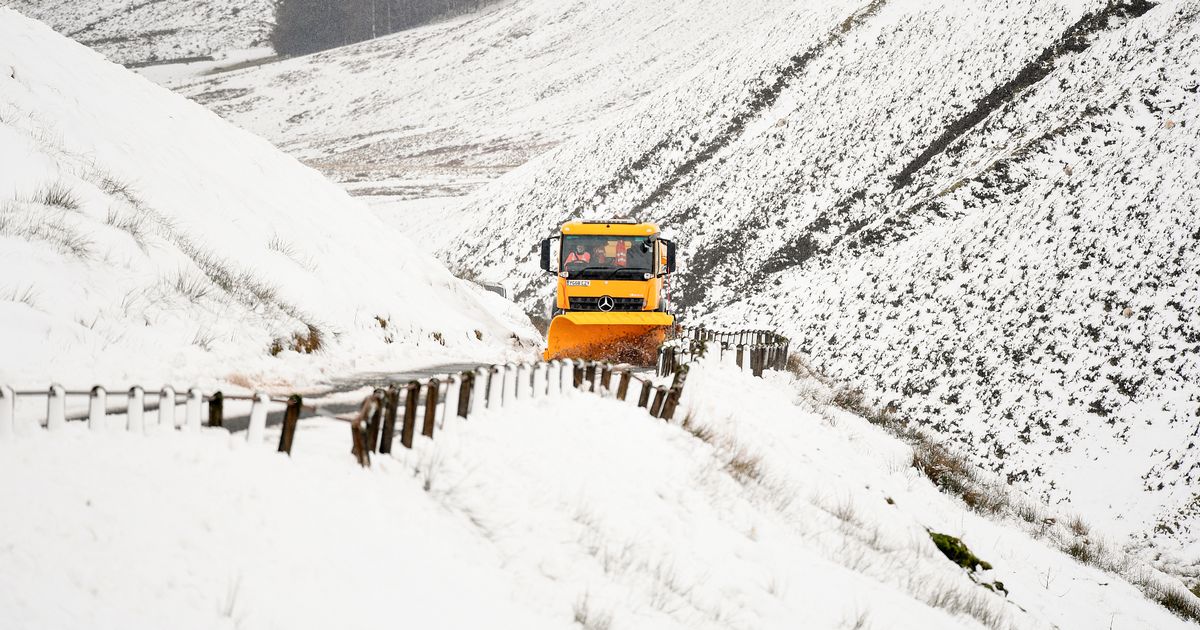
[{"x1": 539, "y1": 219, "x2": 677, "y2": 364}]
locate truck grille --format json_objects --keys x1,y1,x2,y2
[{"x1": 569, "y1": 297, "x2": 645, "y2": 312}]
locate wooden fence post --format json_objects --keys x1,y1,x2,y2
[
  {"x1": 600, "y1": 365, "x2": 613, "y2": 394},
  {"x1": 616, "y1": 371, "x2": 631, "y2": 401},
  {"x1": 650, "y1": 387, "x2": 667, "y2": 418},
  {"x1": 458, "y1": 371, "x2": 474, "y2": 418},
  {"x1": 401, "y1": 381, "x2": 419, "y2": 449},
  {"x1": 185, "y1": 388, "x2": 203, "y2": 431},
  {"x1": 278, "y1": 394, "x2": 302, "y2": 454},
  {"x1": 661, "y1": 367, "x2": 688, "y2": 422},
  {"x1": 366, "y1": 388, "x2": 385, "y2": 452},
  {"x1": 351, "y1": 397, "x2": 374, "y2": 468},
  {"x1": 47, "y1": 384, "x2": 66, "y2": 430},
  {"x1": 637, "y1": 380, "x2": 652, "y2": 408},
  {"x1": 128, "y1": 386, "x2": 145, "y2": 433},
  {"x1": 207, "y1": 391, "x2": 223, "y2": 428},
  {"x1": 380, "y1": 386, "x2": 401, "y2": 454},
  {"x1": 572, "y1": 363, "x2": 584, "y2": 390},
  {"x1": 88, "y1": 386, "x2": 106, "y2": 431},
  {"x1": 736, "y1": 345, "x2": 745, "y2": 370},
  {"x1": 0, "y1": 385, "x2": 13, "y2": 438},
  {"x1": 584, "y1": 363, "x2": 597, "y2": 392},
  {"x1": 423, "y1": 379, "x2": 440, "y2": 438}
]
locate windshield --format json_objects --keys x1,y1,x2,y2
[{"x1": 561, "y1": 236, "x2": 653, "y2": 279}]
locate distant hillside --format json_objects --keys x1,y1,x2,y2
[
  {"x1": 6, "y1": 0, "x2": 272, "y2": 66},
  {"x1": 176, "y1": 0, "x2": 776, "y2": 198},
  {"x1": 0, "y1": 8, "x2": 537, "y2": 387}
]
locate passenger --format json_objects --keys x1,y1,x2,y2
[
  {"x1": 592, "y1": 246, "x2": 608, "y2": 265},
  {"x1": 614, "y1": 239, "x2": 630, "y2": 267},
  {"x1": 565, "y1": 243, "x2": 591, "y2": 265}
]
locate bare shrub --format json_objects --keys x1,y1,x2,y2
[
  {"x1": 267, "y1": 234, "x2": 297, "y2": 258},
  {"x1": 1067, "y1": 515, "x2": 1090, "y2": 537},
  {"x1": 270, "y1": 323, "x2": 325, "y2": 356},
  {"x1": 573, "y1": 593, "x2": 613, "y2": 630},
  {"x1": 920, "y1": 580, "x2": 1009, "y2": 630},
  {"x1": 105, "y1": 206, "x2": 150, "y2": 246},
  {"x1": 192, "y1": 330, "x2": 214, "y2": 351},
  {"x1": 0, "y1": 206, "x2": 93, "y2": 258},
  {"x1": 2, "y1": 285, "x2": 38, "y2": 308},
  {"x1": 169, "y1": 272, "x2": 212, "y2": 303},
  {"x1": 1130, "y1": 572, "x2": 1200, "y2": 622},
  {"x1": 724, "y1": 448, "x2": 763, "y2": 483}
]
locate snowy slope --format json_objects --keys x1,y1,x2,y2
[
  {"x1": 5, "y1": 0, "x2": 273, "y2": 66},
  {"x1": 400, "y1": 0, "x2": 1200, "y2": 559},
  {"x1": 0, "y1": 9, "x2": 538, "y2": 390},
  {"x1": 2, "y1": 359, "x2": 1196, "y2": 628},
  {"x1": 173, "y1": 0, "x2": 811, "y2": 199}
]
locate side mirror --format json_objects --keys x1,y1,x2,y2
[
  {"x1": 539, "y1": 239, "x2": 552, "y2": 273},
  {"x1": 660, "y1": 239, "x2": 677, "y2": 275}
]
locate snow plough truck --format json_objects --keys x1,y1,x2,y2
[{"x1": 539, "y1": 219, "x2": 677, "y2": 364}]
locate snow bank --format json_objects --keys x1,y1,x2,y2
[
  {"x1": 0, "y1": 9, "x2": 538, "y2": 390},
  {"x1": 1, "y1": 360, "x2": 1194, "y2": 628}
]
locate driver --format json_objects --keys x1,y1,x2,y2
[{"x1": 565, "y1": 243, "x2": 591, "y2": 265}]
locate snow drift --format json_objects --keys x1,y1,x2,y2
[
  {"x1": 0, "y1": 9, "x2": 538, "y2": 389},
  {"x1": 1, "y1": 358, "x2": 1195, "y2": 628}
]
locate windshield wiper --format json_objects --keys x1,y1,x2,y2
[{"x1": 573, "y1": 266, "x2": 618, "y2": 278}]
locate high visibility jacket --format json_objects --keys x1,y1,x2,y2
[
  {"x1": 614, "y1": 242, "x2": 629, "y2": 266},
  {"x1": 565, "y1": 251, "x2": 591, "y2": 264}
]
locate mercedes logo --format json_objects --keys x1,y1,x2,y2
[{"x1": 598, "y1": 296, "x2": 616, "y2": 312}]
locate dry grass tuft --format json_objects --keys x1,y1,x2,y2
[
  {"x1": 724, "y1": 448, "x2": 764, "y2": 483},
  {"x1": 270, "y1": 323, "x2": 324, "y2": 356},
  {"x1": 27, "y1": 181, "x2": 81, "y2": 210},
  {"x1": 2, "y1": 285, "x2": 38, "y2": 308},
  {"x1": 573, "y1": 593, "x2": 613, "y2": 630}
]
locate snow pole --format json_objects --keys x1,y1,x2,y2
[
  {"x1": 128, "y1": 386, "x2": 145, "y2": 433},
  {"x1": 88, "y1": 386, "x2": 106, "y2": 431},
  {"x1": 158, "y1": 386, "x2": 176, "y2": 429},
  {"x1": 246, "y1": 392, "x2": 268, "y2": 444},
  {"x1": 0, "y1": 385, "x2": 13, "y2": 438},
  {"x1": 46, "y1": 384, "x2": 65, "y2": 430}
]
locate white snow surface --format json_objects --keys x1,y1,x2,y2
[
  {"x1": 5, "y1": 0, "x2": 273, "y2": 67},
  {"x1": 0, "y1": 9, "x2": 538, "y2": 390},
  {"x1": 174, "y1": 0, "x2": 803, "y2": 199},
  {"x1": 1, "y1": 359, "x2": 1195, "y2": 629},
  {"x1": 192, "y1": 0, "x2": 1200, "y2": 561}
]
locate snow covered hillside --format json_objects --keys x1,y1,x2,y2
[
  {"x1": 0, "y1": 9, "x2": 537, "y2": 389},
  {"x1": 3, "y1": 359, "x2": 1197, "y2": 628},
  {"x1": 389, "y1": 0, "x2": 1197, "y2": 560},
  {"x1": 173, "y1": 0, "x2": 800, "y2": 199},
  {"x1": 6, "y1": 0, "x2": 272, "y2": 67}
]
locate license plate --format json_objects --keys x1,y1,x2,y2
[{"x1": 567, "y1": 280, "x2": 591, "y2": 286}]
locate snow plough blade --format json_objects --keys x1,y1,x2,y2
[{"x1": 544, "y1": 312, "x2": 675, "y2": 365}]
